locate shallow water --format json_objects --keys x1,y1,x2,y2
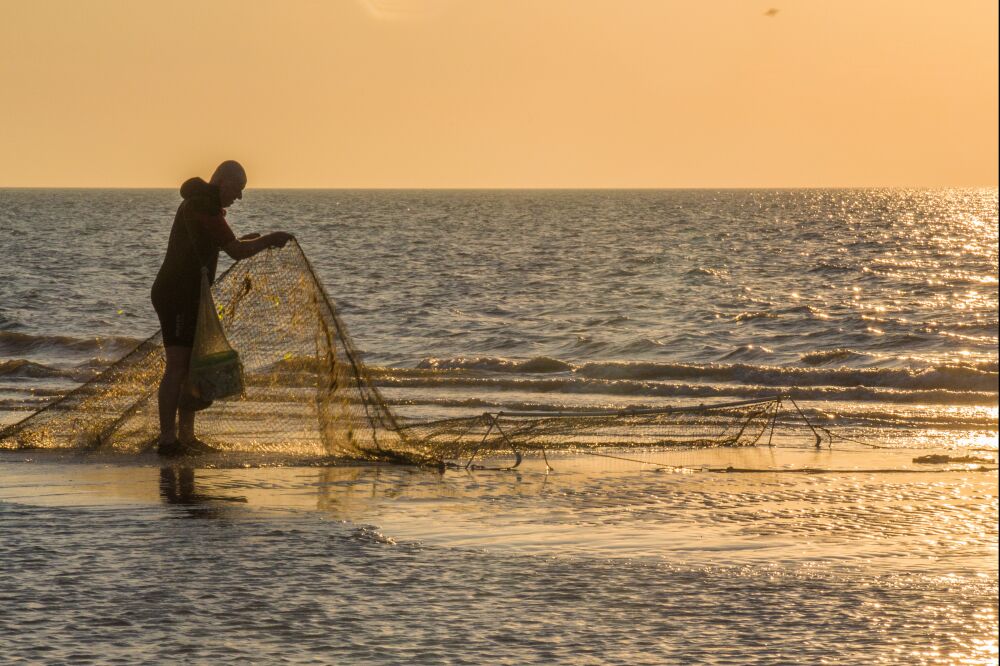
[{"x1": 0, "y1": 452, "x2": 996, "y2": 664}]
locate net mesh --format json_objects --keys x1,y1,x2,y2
[{"x1": 0, "y1": 243, "x2": 781, "y2": 465}]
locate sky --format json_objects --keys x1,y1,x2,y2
[{"x1": 0, "y1": 0, "x2": 997, "y2": 188}]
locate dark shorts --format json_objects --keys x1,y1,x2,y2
[{"x1": 152, "y1": 293, "x2": 197, "y2": 348}]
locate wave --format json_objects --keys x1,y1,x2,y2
[
  {"x1": 6, "y1": 350, "x2": 996, "y2": 416},
  {"x1": 271, "y1": 355, "x2": 580, "y2": 378},
  {"x1": 72, "y1": 357, "x2": 117, "y2": 373},
  {"x1": 684, "y1": 267, "x2": 728, "y2": 278},
  {"x1": 800, "y1": 349, "x2": 870, "y2": 365},
  {"x1": 0, "y1": 331, "x2": 140, "y2": 357},
  {"x1": 0, "y1": 357, "x2": 103, "y2": 381},
  {"x1": 719, "y1": 345, "x2": 774, "y2": 361},
  {"x1": 416, "y1": 356, "x2": 998, "y2": 393},
  {"x1": 799, "y1": 409, "x2": 999, "y2": 430},
  {"x1": 0, "y1": 396, "x2": 51, "y2": 411},
  {"x1": 418, "y1": 356, "x2": 574, "y2": 374},
  {"x1": 733, "y1": 311, "x2": 780, "y2": 322},
  {"x1": 375, "y1": 375, "x2": 996, "y2": 405},
  {"x1": 388, "y1": 397, "x2": 1000, "y2": 429},
  {"x1": 942, "y1": 319, "x2": 999, "y2": 333},
  {"x1": 259, "y1": 362, "x2": 997, "y2": 406},
  {"x1": 776, "y1": 305, "x2": 826, "y2": 317},
  {"x1": 0, "y1": 359, "x2": 78, "y2": 380},
  {"x1": 581, "y1": 361, "x2": 998, "y2": 392}
]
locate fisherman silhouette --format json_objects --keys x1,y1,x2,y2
[{"x1": 151, "y1": 161, "x2": 294, "y2": 456}]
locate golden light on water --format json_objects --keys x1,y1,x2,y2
[{"x1": 949, "y1": 431, "x2": 1000, "y2": 451}]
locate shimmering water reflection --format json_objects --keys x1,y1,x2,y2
[{"x1": 1, "y1": 453, "x2": 996, "y2": 664}]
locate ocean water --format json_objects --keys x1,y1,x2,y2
[
  {"x1": 0, "y1": 189, "x2": 997, "y2": 429},
  {"x1": 0, "y1": 188, "x2": 997, "y2": 663}
]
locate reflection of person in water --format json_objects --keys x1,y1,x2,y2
[
  {"x1": 159, "y1": 466, "x2": 198, "y2": 504},
  {"x1": 159, "y1": 467, "x2": 247, "y2": 516}
]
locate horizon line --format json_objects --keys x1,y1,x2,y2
[{"x1": 1, "y1": 184, "x2": 997, "y2": 191}]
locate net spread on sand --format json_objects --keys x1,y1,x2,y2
[{"x1": 0, "y1": 243, "x2": 783, "y2": 466}]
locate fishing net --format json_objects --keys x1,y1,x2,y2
[
  {"x1": 183, "y1": 267, "x2": 245, "y2": 407},
  {"x1": 0, "y1": 242, "x2": 784, "y2": 466},
  {"x1": 399, "y1": 399, "x2": 782, "y2": 469}
]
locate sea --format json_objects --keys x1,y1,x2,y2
[{"x1": 0, "y1": 188, "x2": 997, "y2": 664}]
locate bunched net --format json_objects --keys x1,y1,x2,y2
[
  {"x1": 399, "y1": 399, "x2": 781, "y2": 468},
  {"x1": 0, "y1": 243, "x2": 783, "y2": 466}
]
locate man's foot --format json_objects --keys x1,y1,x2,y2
[
  {"x1": 156, "y1": 440, "x2": 186, "y2": 458},
  {"x1": 178, "y1": 437, "x2": 219, "y2": 455}
]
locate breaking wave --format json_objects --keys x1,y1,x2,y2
[
  {"x1": 418, "y1": 356, "x2": 574, "y2": 374},
  {"x1": 800, "y1": 349, "x2": 870, "y2": 365},
  {"x1": 0, "y1": 359, "x2": 77, "y2": 380},
  {"x1": 377, "y1": 374, "x2": 995, "y2": 405},
  {"x1": 416, "y1": 356, "x2": 999, "y2": 394},
  {"x1": 576, "y1": 361, "x2": 998, "y2": 393},
  {"x1": 0, "y1": 358, "x2": 107, "y2": 382},
  {"x1": 0, "y1": 331, "x2": 139, "y2": 357},
  {"x1": 733, "y1": 311, "x2": 781, "y2": 322}
]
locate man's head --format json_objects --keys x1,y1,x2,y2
[{"x1": 210, "y1": 160, "x2": 247, "y2": 208}]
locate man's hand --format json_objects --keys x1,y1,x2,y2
[
  {"x1": 223, "y1": 231, "x2": 295, "y2": 260},
  {"x1": 271, "y1": 231, "x2": 295, "y2": 249}
]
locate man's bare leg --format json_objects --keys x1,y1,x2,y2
[
  {"x1": 157, "y1": 346, "x2": 191, "y2": 445},
  {"x1": 178, "y1": 407, "x2": 196, "y2": 442}
]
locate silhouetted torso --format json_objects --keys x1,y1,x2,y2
[{"x1": 151, "y1": 177, "x2": 236, "y2": 307}]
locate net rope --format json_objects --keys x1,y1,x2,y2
[{"x1": 0, "y1": 243, "x2": 785, "y2": 466}]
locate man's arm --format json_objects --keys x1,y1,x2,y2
[{"x1": 223, "y1": 232, "x2": 294, "y2": 260}]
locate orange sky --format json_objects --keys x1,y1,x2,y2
[{"x1": 1, "y1": 0, "x2": 997, "y2": 187}]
